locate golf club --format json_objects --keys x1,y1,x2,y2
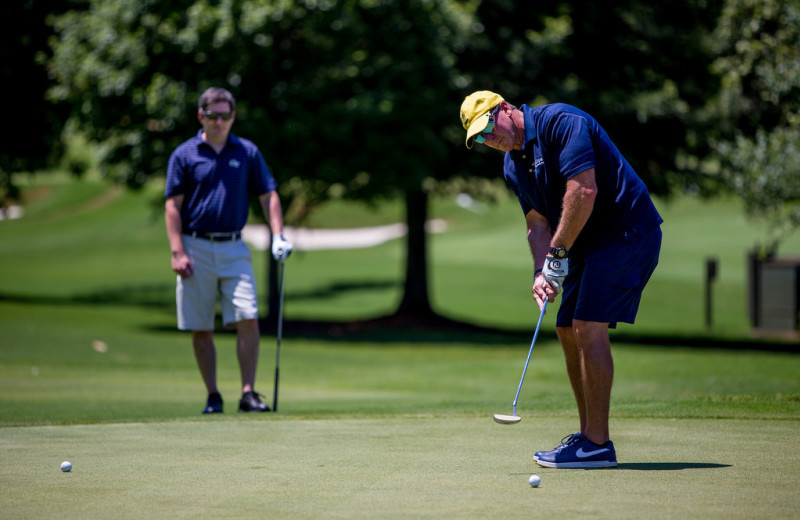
[
  {"x1": 272, "y1": 259, "x2": 286, "y2": 412},
  {"x1": 493, "y1": 298, "x2": 548, "y2": 425}
]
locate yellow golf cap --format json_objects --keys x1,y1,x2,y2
[{"x1": 460, "y1": 91, "x2": 504, "y2": 148}]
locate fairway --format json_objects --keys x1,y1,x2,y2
[
  {"x1": 1, "y1": 176, "x2": 799, "y2": 518},
  {"x1": 3, "y1": 417, "x2": 799, "y2": 519}
]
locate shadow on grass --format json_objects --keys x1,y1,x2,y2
[
  {"x1": 0, "y1": 285, "x2": 174, "y2": 310},
  {"x1": 257, "y1": 313, "x2": 799, "y2": 353},
  {"x1": 284, "y1": 280, "x2": 399, "y2": 301},
  {"x1": 618, "y1": 462, "x2": 732, "y2": 471},
  {"x1": 259, "y1": 312, "x2": 549, "y2": 346},
  {"x1": 512, "y1": 462, "x2": 731, "y2": 476},
  {"x1": 2, "y1": 286, "x2": 797, "y2": 352},
  {"x1": 609, "y1": 331, "x2": 799, "y2": 353}
]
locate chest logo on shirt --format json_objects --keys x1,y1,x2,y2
[
  {"x1": 228, "y1": 159, "x2": 241, "y2": 168},
  {"x1": 534, "y1": 157, "x2": 544, "y2": 169}
]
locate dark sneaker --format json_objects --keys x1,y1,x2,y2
[
  {"x1": 202, "y1": 392, "x2": 223, "y2": 414},
  {"x1": 238, "y1": 391, "x2": 271, "y2": 412},
  {"x1": 536, "y1": 434, "x2": 617, "y2": 468},
  {"x1": 533, "y1": 433, "x2": 582, "y2": 461}
]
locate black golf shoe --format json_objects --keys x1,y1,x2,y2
[
  {"x1": 202, "y1": 392, "x2": 223, "y2": 414},
  {"x1": 238, "y1": 391, "x2": 271, "y2": 412}
]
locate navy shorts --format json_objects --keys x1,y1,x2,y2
[{"x1": 556, "y1": 226, "x2": 662, "y2": 328}]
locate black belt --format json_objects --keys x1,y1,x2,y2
[{"x1": 187, "y1": 231, "x2": 241, "y2": 242}]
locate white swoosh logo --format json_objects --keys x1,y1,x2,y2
[{"x1": 576, "y1": 447, "x2": 609, "y2": 458}]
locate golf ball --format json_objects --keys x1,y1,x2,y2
[
  {"x1": 60, "y1": 461, "x2": 72, "y2": 472},
  {"x1": 528, "y1": 474, "x2": 541, "y2": 487}
]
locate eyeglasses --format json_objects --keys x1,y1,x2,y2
[
  {"x1": 473, "y1": 106, "x2": 499, "y2": 145},
  {"x1": 202, "y1": 110, "x2": 234, "y2": 121}
]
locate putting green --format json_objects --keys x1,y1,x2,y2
[{"x1": 2, "y1": 416, "x2": 798, "y2": 519}]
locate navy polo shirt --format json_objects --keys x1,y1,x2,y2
[
  {"x1": 165, "y1": 131, "x2": 278, "y2": 234},
  {"x1": 503, "y1": 104, "x2": 662, "y2": 257}
]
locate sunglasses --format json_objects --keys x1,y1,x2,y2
[
  {"x1": 202, "y1": 110, "x2": 234, "y2": 121},
  {"x1": 473, "y1": 107, "x2": 499, "y2": 145}
]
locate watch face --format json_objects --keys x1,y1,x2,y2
[{"x1": 550, "y1": 247, "x2": 567, "y2": 258}]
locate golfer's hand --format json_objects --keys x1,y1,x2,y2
[
  {"x1": 532, "y1": 272, "x2": 555, "y2": 310},
  {"x1": 271, "y1": 233, "x2": 293, "y2": 262},
  {"x1": 542, "y1": 255, "x2": 568, "y2": 295},
  {"x1": 171, "y1": 251, "x2": 193, "y2": 279}
]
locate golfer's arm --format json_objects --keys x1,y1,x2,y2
[
  {"x1": 259, "y1": 190, "x2": 285, "y2": 235},
  {"x1": 551, "y1": 168, "x2": 597, "y2": 250},
  {"x1": 165, "y1": 195, "x2": 185, "y2": 256},
  {"x1": 525, "y1": 209, "x2": 552, "y2": 273}
]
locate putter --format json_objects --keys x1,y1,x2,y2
[
  {"x1": 272, "y1": 259, "x2": 286, "y2": 412},
  {"x1": 493, "y1": 298, "x2": 548, "y2": 425}
]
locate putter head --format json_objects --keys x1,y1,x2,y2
[{"x1": 492, "y1": 413, "x2": 522, "y2": 425}]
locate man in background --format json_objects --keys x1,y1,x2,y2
[{"x1": 165, "y1": 87, "x2": 293, "y2": 414}]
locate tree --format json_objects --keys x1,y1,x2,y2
[
  {"x1": 47, "y1": 0, "x2": 735, "y2": 325},
  {"x1": 459, "y1": 0, "x2": 724, "y2": 198},
  {"x1": 0, "y1": 0, "x2": 72, "y2": 206},
  {"x1": 708, "y1": 0, "x2": 800, "y2": 254},
  {"x1": 47, "y1": 0, "x2": 475, "y2": 321}
]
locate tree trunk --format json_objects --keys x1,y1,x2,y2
[
  {"x1": 396, "y1": 186, "x2": 434, "y2": 317},
  {"x1": 263, "y1": 187, "x2": 436, "y2": 329}
]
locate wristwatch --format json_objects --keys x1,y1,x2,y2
[{"x1": 548, "y1": 246, "x2": 569, "y2": 259}]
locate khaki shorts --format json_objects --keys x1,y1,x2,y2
[{"x1": 176, "y1": 235, "x2": 259, "y2": 330}]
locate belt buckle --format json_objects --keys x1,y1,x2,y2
[{"x1": 212, "y1": 232, "x2": 235, "y2": 242}]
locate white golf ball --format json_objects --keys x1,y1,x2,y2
[
  {"x1": 528, "y1": 474, "x2": 541, "y2": 487},
  {"x1": 60, "y1": 461, "x2": 72, "y2": 472}
]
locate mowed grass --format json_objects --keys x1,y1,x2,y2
[{"x1": 1, "y1": 173, "x2": 799, "y2": 519}]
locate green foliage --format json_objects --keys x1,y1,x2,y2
[
  {"x1": 0, "y1": 0, "x2": 71, "y2": 205},
  {"x1": 46, "y1": 0, "x2": 480, "y2": 313},
  {"x1": 716, "y1": 127, "x2": 800, "y2": 253},
  {"x1": 42, "y1": 0, "x2": 800, "y2": 311},
  {"x1": 46, "y1": 0, "x2": 474, "y2": 205},
  {"x1": 47, "y1": 0, "x2": 199, "y2": 188},
  {"x1": 45, "y1": 0, "x2": 733, "y2": 203},
  {"x1": 709, "y1": 0, "x2": 800, "y2": 252},
  {"x1": 59, "y1": 121, "x2": 102, "y2": 178},
  {"x1": 460, "y1": 0, "x2": 725, "y2": 198}
]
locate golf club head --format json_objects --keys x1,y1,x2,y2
[{"x1": 493, "y1": 413, "x2": 522, "y2": 425}]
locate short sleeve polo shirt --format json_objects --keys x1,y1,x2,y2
[
  {"x1": 503, "y1": 104, "x2": 662, "y2": 256},
  {"x1": 165, "y1": 131, "x2": 278, "y2": 234}
]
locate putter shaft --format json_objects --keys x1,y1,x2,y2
[
  {"x1": 272, "y1": 261, "x2": 285, "y2": 412},
  {"x1": 510, "y1": 299, "x2": 548, "y2": 416}
]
